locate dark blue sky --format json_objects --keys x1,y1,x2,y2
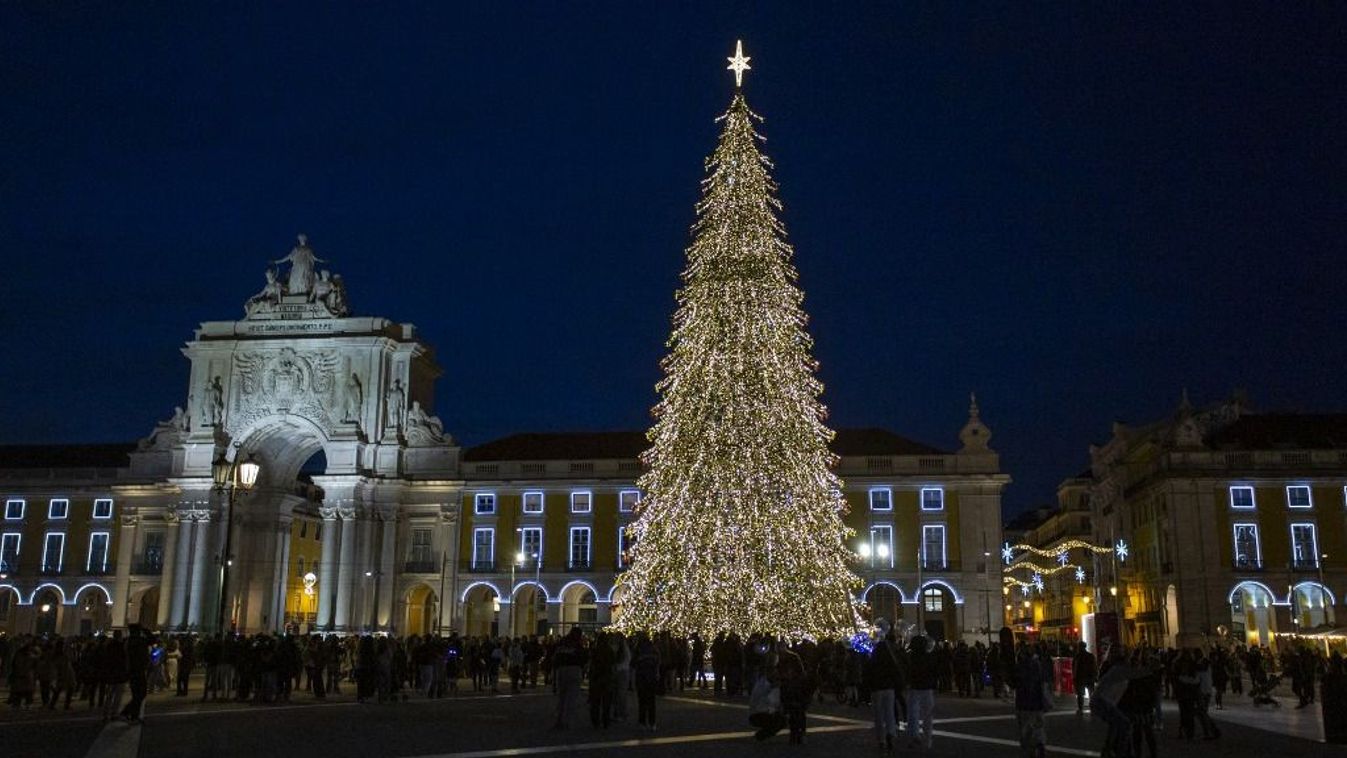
[{"x1": 2, "y1": 4, "x2": 1344, "y2": 514}]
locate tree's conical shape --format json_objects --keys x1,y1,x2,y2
[{"x1": 614, "y1": 92, "x2": 861, "y2": 640}]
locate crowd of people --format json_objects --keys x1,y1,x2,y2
[{"x1": 1, "y1": 624, "x2": 1344, "y2": 755}]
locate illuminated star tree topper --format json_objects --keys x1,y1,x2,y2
[
  {"x1": 614, "y1": 43, "x2": 861, "y2": 640},
  {"x1": 727, "y1": 39, "x2": 752, "y2": 87}
]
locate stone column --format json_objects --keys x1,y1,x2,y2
[
  {"x1": 186, "y1": 515, "x2": 213, "y2": 629},
  {"x1": 316, "y1": 508, "x2": 339, "y2": 630},
  {"x1": 156, "y1": 514, "x2": 181, "y2": 628},
  {"x1": 272, "y1": 519, "x2": 292, "y2": 632},
  {"x1": 357, "y1": 513, "x2": 376, "y2": 631},
  {"x1": 110, "y1": 515, "x2": 139, "y2": 630},
  {"x1": 168, "y1": 512, "x2": 194, "y2": 629},
  {"x1": 333, "y1": 511, "x2": 357, "y2": 631},
  {"x1": 378, "y1": 511, "x2": 397, "y2": 631},
  {"x1": 439, "y1": 509, "x2": 459, "y2": 632}
]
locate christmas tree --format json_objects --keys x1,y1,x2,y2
[{"x1": 615, "y1": 42, "x2": 861, "y2": 640}]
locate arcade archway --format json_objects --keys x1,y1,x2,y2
[
  {"x1": 404, "y1": 583, "x2": 438, "y2": 636},
  {"x1": 559, "y1": 582, "x2": 599, "y2": 633},
  {"x1": 33, "y1": 588, "x2": 62, "y2": 636},
  {"x1": 864, "y1": 582, "x2": 904, "y2": 626},
  {"x1": 510, "y1": 582, "x2": 547, "y2": 637},
  {"x1": 462, "y1": 582, "x2": 500, "y2": 637},
  {"x1": 1229, "y1": 581, "x2": 1277, "y2": 647}
]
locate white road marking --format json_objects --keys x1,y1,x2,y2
[
  {"x1": 83, "y1": 722, "x2": 141, "y2": 758},
  {"x1": 400, "y1": 724, "x2": 868, "y2": 758}
]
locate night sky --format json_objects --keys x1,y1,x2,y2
[{"x1": 3, "y1": 4, "x2": 1344, "y2": 515}]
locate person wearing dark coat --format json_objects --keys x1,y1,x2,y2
[
  {"x1": 101, "y1": 637, "x2": 129, "y2": 722},
  {"x1": 121, "y1": 625, "x2": 151, "y2": 722}
]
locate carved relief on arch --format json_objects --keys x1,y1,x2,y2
[{"x1": 227, "y1": 348, "x2": 342, "y2": 436}]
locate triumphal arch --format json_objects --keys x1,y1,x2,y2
[{"x1": 135, "y1": 236, "x2": 462, "y2": 634}]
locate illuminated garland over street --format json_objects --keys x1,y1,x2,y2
[
  {"x1": 1005, "y1": 561, "x2": 1080, "y2": 576},
  {"x1": 614, "y1": 42, "x2": 861, "y2": 640},
  {"x1": 1002, "y1": 539, "x2": 1123, "y2": 563}
]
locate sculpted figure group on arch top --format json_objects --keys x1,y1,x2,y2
[{"x1": 246, "y1": 234, "x2": 350, "y2": 318}]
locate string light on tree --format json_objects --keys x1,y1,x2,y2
[{"x1": 614, "y1": 41, "x2": 860, "y2": 640}]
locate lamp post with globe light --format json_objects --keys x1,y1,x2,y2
[
  {"x1": 858, "y1": 540, "x2": 891, "y2": 622},
  {"x1": 509, "y1": 550, "x2": 526, "y2": 637},
  {"x1": 212, "y1": 453, "x2": 260, "y2": 634}
]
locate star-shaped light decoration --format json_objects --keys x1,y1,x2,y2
[
  {"x1": 1057, "y1": 550, "x2": 1070, "y2": 567},
  {"x1": 1021, "y1": 584, "x2": 1031, "y2": 597},
  {"x1": 727, "y1": 39, "x2": 752, "y2": 87},
  {"x1": 1001, "y1": 542, "x2": 1014, "y2": 564},
  {"x1": 1032, "y1": 573, "x2": 1044, "y2": 592},
  {"x1": 1115, "y1": 539, "x2": 1129, "y2": 562},
  {"x1": 1075, "y1": 566, "x2": 1086, "y2": 584}
]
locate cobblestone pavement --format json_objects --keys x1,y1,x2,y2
[{"x1": 0, "y1": 680, "x2": 1338, "y2": 758}]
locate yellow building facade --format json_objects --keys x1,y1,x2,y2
[{"x1": 1085, "y1": 395, "x2": 1344, "y2": 651}]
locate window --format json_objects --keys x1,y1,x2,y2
[
  {"x1": 570, "y1": 491, "x2": 592, "y2": 514},
  {"x1": 93, "y1": 498, "x2": 113, "y2": 519},
  {"x1": 1290, "y1": 523, "x2": 1319, "y2": 568},
  {"x1": 619, "y1": 490, "x2": 641, "y2": 513},
  {"x1": 300, "y1": 521, "x2": 308, "y2": 539},
  {"x1": 1287, "y1": 485, "x2": 1313, "y2": 509},
  {"x1": 296, "y1": 556, "x2": 306, "y2": 577},
  {"x1": 474, "y1": 493, "x2": 497, "y2": 515},
  {"x1": 569, "y1": 527, "x2": 591, "y2": 569},
  {"x1": 4, "y1": 500, "x2": 23, "y2": 520},
  {"x1": 48, "y1": 499, "x2": 69, "y2": 520},
  {"x1": 142, "y1": 531, "x2": 164, "y2": 572},
  {"x1": 87, "y1": 532, "x2": 109, "y2": 573},
  {"x1": 314, "y1": 522, "x2": 322, "y2": 541},
  {"x1": 1232, "y1": 523, "x2": 1260, "y2": 569},
  {"x1": 410, "y1": 528, "x2": 434, "y2": 566},
  {"x1": 617, "y1": 525, "x2": 630, "y2": 568},
  {"x1": 42, "y1": 532, "x2": 65, "y2": 573},
  {"x1": 1229, "y1": 486, "x2": 1255, "y2": 509},
  {"x1": 921, "y1": 488, "x2": 945, "y2": 511},
  {"x1": 922, "y1": 524, "x2": 946, "y2": 570},
  {"x1": 923, "y1": 588, "x2": 944, "y2": 612},
  {"x1": 520, "y1": 527, "x2": 542, "y2": 566},
  {"x1": 869, "y1": 525, "x2": 894, "y2": 568},
  {"x1": 0, "y1": 533, "x2": 19, "y2": 573},
  {"x1": 472, "y1": 528, "x2": 494, "y2": 569},
  {"x1": 522, "y1": 491, "x2": 545, "y2": 515},
  {"x1": 869, "y1": 488, "x2": 892, "y2": 512}
]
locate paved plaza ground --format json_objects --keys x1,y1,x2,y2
[{"x1": 0, "y1": 677, "x2": 1338, "y2": 758}]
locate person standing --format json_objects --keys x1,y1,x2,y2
[
  {"x1": 633, "y1": 633, "x2": 662, "y2": 731},
  {"x1": 552, "y1": 628, "x2": 588, "y2": 730},
  {"x1": 1015, "y1": 645, "x2": 1052, "y2": 758},
  {"x1": 866, "y1": 627, "x2": 905, "y2": 752},
  {"x1": 778, "y1": 641, "x2": 816, "y2": 745},
  {"x1": 101, "y1": 636, "x2": 128, "y2": 722},
  {"x1": 1073, "y1": 641, "x2": 1097, "y2": 715},
  {"x1": 589, "y1": 631, "x2": 616, "y2": 728},
  {"x1": 611, "y1": 632, "x2": 631, "y2": 722},
  {"x1": 906, "y1": 636, "x2": 937, "y2": 749},
  {"x1": 49, "y1": 639, "x2": 78, "y2": 710},
  {"x1": 121, "y1": 626, "x2": 150, "y2": 723}
]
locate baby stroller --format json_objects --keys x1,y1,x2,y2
[{"x1": 1250, "y1": 674, "x2": 1282, "y2": 707}]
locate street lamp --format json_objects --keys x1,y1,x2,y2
[
  {"x1": 365, "y1": 569, "x2": 383, "y2": 632},
  {"x1": 508, "y1": 550, "x2": 526, "y2": 637},
  {"x1": 213, "y1": 453, "x2": 260, "y2": 634},
  {"x1": 982, "y1": 549, "x2": 994, "y2": 644}
]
